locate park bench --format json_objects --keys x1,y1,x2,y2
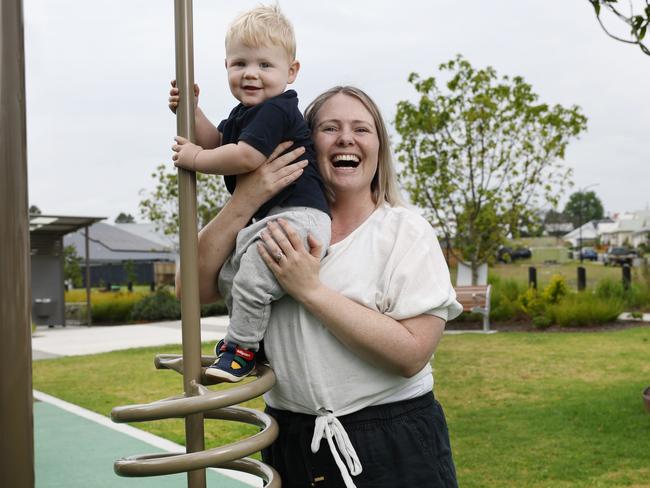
[{"x1": 454, "y1": 285, "x2": 492, "y2": 332}]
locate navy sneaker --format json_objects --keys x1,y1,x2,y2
[{"x1": 205, "y1": 341, "x2": 256, "y2": 382}]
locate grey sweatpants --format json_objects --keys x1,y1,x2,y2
[{"x1": 217, "y1": 206, "x2": 331, "y2": 351}]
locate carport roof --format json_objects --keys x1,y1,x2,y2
[{"x1": 29, "y1": 214, "x2": 105, "y2": 236}]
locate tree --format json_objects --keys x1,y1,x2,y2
[
  {"x1": 563, "y1": 191, "x2": 605, "y2": 228},
  {"x1": 115, "y1": 212, "x2": 135, "y2": 223},
  {"x1": 29, "y1": 205, "x2": 41, "y2": 215},
  {"x1": 395, "y1": 55, "x2": 588, "y2": 283},
  {"x1": 63, "y1": 245, "x2": 83, "y2": 288},
  {"x1": 139, "y1": 164, "x2": 229, "y2": 236},
  {"x1": 123, "y1": 259, "x2": 137, "y2": 285},
  {"x1": 588, "y1": 0, "x2": 650, "y2": 55}
]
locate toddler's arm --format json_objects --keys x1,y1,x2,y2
[
  {"x1": 173, "y1": 137, "x2": 267, "y2": 175},
  {"x1": 168, "y1": 80, "x2": 221, "y2": 149}
]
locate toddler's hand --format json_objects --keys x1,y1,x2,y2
[
  {"x1": 172, "y1": 136, "x2": 203, "y2": 171},
  {"x1": 168, "y1": 80, "x2": 200, "y2": 114}
]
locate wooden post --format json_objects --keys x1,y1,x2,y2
[
  {"x1": 528, "y1": 266, "x2": 537, "y2": 289},
  {"x1": 577, "y1": 266, "x2": 586, "y2": 291}
]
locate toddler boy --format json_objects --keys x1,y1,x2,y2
[{"x1": 170, "y1": 5, "x2": 330, "y2": 382}]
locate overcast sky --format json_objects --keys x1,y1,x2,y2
[{"x1": 23, "y1": 0, "x2": 650, "y2": 222}]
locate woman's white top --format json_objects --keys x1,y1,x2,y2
[{"x1": 264, "y1": 204, "x2": 462, "y2": 487}]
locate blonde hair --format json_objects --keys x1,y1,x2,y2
[
  {"x1": 225, "y1": 4, "x2": 296, "y2": 61},
  {"x1": 304, "y1": 86, "x2": 405, "y2": 207}
]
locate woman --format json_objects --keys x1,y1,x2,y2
[{"x1": 178, "y1": 87, "x2": 462, "y2": 488}]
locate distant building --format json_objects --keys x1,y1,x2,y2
[
  {"x1": 30, "y1": 214, "x2": 104, "y2": 326},
  {"x1": 598, "y1": 211, "x2": 650, "y2": 248},
  {"x1": 64, "y1": 222, "x2": 177, "y2": 287},
  {"x1": 562, "y1": 212, "x2": 650, "y2": 249},
  {"x1": 562, "y1": 221, "x2": 599, "y2": 247}
]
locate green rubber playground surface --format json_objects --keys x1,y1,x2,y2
[{"x1": 34, "y1": 400, "x2": 252, "y2": 488}]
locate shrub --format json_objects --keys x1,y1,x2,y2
[
  {"x1": 542, "y1": 275, "x2": 569, "y2": 304},
  {"x1": 488, "y1": 276, "x2": 527, "y2": 322},
  {"x1": 532, "y1": 314, "x2": 553, "y2": 329},
  {"x1": 130, "y1": 288, "x2": 181, "y2": 322},
  {"x1": 518, "y1": 287, "x2": 546, "y2": 318},
  {"x1": 547, "y1": 294, "x2": 623, "y2": 328},
  {"x1": 91, "y1": 292, "x2": 146, "y2": 323},
  {"x1": 201, "y1": 301, "x2": 228, "y2": 317},
  {"x1": 595, "y1": 278, "x2": 650, "y2": 311}
]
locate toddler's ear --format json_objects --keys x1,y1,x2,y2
[
  {"x1": 287, "y1": 60, "x2": 301, "y2": 84},
  {"x1": 224, "y1": 58, "x2": 228, "y2": 69}
]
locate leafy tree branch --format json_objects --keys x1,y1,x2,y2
[{"x1": 588, "y1": 0, "x2": 650, "y2": 55}]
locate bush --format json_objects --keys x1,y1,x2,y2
[
  {"x1": 532, "y1": 314, "x2": 553, "y2": 329},
  {"x1": 488, "y1": 276, "x2": 527, "y2": 321},
  {"x1": 542, "y1": 275, "x2": 569, "y2": 304},
  {"x1": 91, "y1": 292, "x2": 146, "y2": 323},
  {"x1": 518, "y1": 287, "x2": 546, "y2": 318},
  {"x1": 595, "y1": 278, "x2": 650, "y2": 311},
  {"x1": 546, "y1": 293, "x2": 623, "y2": 328},
  {"x1": 130, "y1": 288, "x2": 181, "y2": 322},
  {"x1": 201, "y1": 301, "x2": 228, "y2": 317}
]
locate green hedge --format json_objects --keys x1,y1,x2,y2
[
  {"x1": 459, "y1": 274, "x2": 640, "y2": 328},
  {"x1": 86, "y1": 288, "x2": 228, "y2": 324}
]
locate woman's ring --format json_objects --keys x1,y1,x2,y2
[{"x1": 274, "y1": 252, "x2": 285, "y2": 263}]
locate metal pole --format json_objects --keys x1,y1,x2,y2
[
  {"x1": 173, "y1": 1, "x2": 205, "y2": 487},
  {"x1": 85, "y1": 226, "x2": 92, "y2": 326},
  {"x1": 0, "y1": 0, "x2": 35, "y2": 485}
]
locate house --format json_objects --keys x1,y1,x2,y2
[
  {"x1": 599, "y1": 211, "x2": 650, "y2": 248},
  {"x1": 562, "y1": 221, "x2": 599, "y2": 247},
  {"x1": 64, "y1": 222, "x2": 178, "y2": 287}
]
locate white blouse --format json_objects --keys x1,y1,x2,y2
[{"x1": 263, "y1": 204, "x2": 462, "y2": 487}]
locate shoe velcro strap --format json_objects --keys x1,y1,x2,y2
[{"x1": 235, "y1": 347, "x2": 255, "y2": 361}]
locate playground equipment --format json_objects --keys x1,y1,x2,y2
[
  {"x1": 1, "y1": 1, "x2": 35, "y2": 486},
  {"x1": 111, "y1": 2, "x2": 280, "y2": 486}
]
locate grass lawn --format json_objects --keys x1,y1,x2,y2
[{"x1": 33, "y1": 328, "x2": 650, "y2": 487}]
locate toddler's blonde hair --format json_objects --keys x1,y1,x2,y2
[{"x1": 225, "y1": 4, "x2": 296, "y2": 61}]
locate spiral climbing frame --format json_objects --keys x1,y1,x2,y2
[{"x1": 111, "y1": 2, "x2": 281, "y2": 486}]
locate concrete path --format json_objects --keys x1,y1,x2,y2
[{"x1": 32, "y1": 316, "x2": 229, "y2": 360}]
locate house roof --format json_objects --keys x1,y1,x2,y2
[
  {"x1": 29, "y1": 214, "x2": 105, "y2": 236},
  {"x1": 113, "y1": 223, "x2": 177, "y2": 250},
  {"x1": 563, "y1": 221, "x2": 598, "y2": 240},
  {"x1": 63, "y1": 222, "x2": 176, "y2": 262}
]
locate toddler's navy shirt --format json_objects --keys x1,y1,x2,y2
[{"x1": 218, "y1": 90, "x2": 329, "y2": 222}]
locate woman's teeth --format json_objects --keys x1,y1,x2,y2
[{"x1": 332, "y1": 154, "x2": 360, "y2": 168}]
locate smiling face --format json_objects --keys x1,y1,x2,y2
[
  {"x1": 312, "y1": 93, "x2": 380, "y2": 203},
  {"x1": 225, "y1": 39, "x2": 299, "y2": 107}
]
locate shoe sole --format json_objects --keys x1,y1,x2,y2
[{"x1": 204, "y1": 366, "x2": 255, "y2": 383}]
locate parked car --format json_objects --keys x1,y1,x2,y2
[
  {"x1": 497, "y1": 246, "x2": 532, "y2": 263},
  {"x1": 603, "y1": 247, "x2": 636, "y2": 266},
  {"x1": 579, "y1": 247, "x2": 598, "y2": 261}
]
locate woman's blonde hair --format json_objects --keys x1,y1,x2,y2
[
  {"x1": 225, "y1": 4, "x2": 296, "y2": 61},
  {"x1": 304, "y1": 86, "x2": 404, "y2": 207}
]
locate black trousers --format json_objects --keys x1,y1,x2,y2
[{"x1": 263, "y1": 392, "x2": 458, "y2": 488}]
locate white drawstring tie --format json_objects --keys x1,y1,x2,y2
[{"x1": 311, "y1": 412, "x2": 362, "y2": 488}]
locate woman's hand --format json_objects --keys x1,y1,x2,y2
[
  {"x1": 258, "y1": 219, "x2": 324, "y2": 303},
  {"x1": 231, "y1": 142, "x2": 308, "y2": 213}
]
